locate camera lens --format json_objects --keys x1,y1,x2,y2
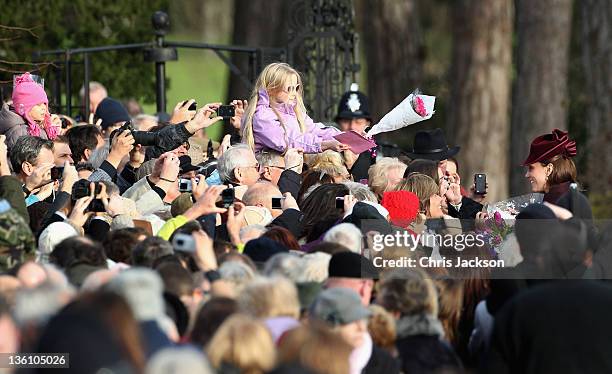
[{"x1": 132, "y1": 131, "x2": 158, "y2": 147}]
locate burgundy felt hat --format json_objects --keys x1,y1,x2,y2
[{"x1": 522, "y1": 129, "x2": 577, "y2": 166}]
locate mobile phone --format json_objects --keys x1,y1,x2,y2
[
  {"x1": 335, "y1": 197, "x2": 344, "y2": 209},
  {"x1": 178, "y1": 178, "x2": 192, "y2": 193},
  {"x1": 172, "y1": 233, "x2": 196, "y2": 253},
  {"x1": 474, "y1": 173, "x2": 487, "y2": 195},
  {"x1": 272, "y1": 196, "x2": 285, "y2": 209},
  {"x1": 217, "y1": 105, "x2": 235, "y2": 118},
  {"x1": 71, "y1": 179, "x2": 102, "y2": 199},
  {"x1": 221, "y1": 187, "x2": 235, "y2": 208},
  {"x1": 50, "y1": 166, "x2": 64, "y2": 181},
  {"x1": 183, "y1": 100, "x2": 197, "y2": 111}
]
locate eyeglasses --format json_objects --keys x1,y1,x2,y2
[
  {"x1": 283, "y1": 85, "x2": 300, "y2": 94},
  {"x1": 242, "y1": 162, "x2": 259, "y2": 170}
]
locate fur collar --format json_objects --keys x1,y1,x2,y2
[{"x1": 396, "y1": 313, "x2": 445, "y2": 339}]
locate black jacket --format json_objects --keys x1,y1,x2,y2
[
  {"x1": 396, "y1": 334, "x2": 462, "y2": 374},
  {"x1": 350, "y1": 151, "x2": 376, "y2": 182},
  {"x1": 145, "y1": 122, "x2": 193, "y2": 160},
  {"x1": 269, "y1": 208, "x2": 304, "y2": 239},
  {"x1": 447, "y1": 196, "x2": 483, "y2": 219},
  {"x1": 485, "y1": 280, "x2": 612, "y2": 374},
  {"x1": 363, "y1": 345, "x2": 400, "y2": 374},
  {"x1": 277, "y1": 169, "x2": 301, "y2": 201}
]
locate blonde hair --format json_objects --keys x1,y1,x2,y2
[
  {"x1": 309, "y1": 150, "x2": 350, "y2": 179},
  {"x1": 368, "y1": 157, "x2": 407, "y2": 198},
  {"x1": 242, "y1": 62, "x2": 307, "y2": 152},
  {"x1": 238, "y1": 276, "x2": 300, "y2": 320},
  {"x1": 396, "y1": 173, "x2": 439, "y2": 220},
  {"x1": 278, "y1": 323, "x2": 352, "y2": 374},
  {"x1": 367, "y1": 304, "x2": 397, "y2": 353},
  {"x1": 207, "y1": 314, "x2": 276, "y2": 374}
]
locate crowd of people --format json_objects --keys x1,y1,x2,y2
[{"x1": 0, "y1": 63, "x2": 610, "y2": 374}]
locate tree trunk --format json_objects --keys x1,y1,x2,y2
[
  {"x1": 226, "y1": 0, "x2": 288, "y2": 102},
  {"x1": 358, "y1": 0, "x2": 424, "y2": 122},
  {"x1": 447, "y1": 0, "x2": 513, "y2": 202},
  {"x1": 224, "y1": 0, "x2": 288, "y2": 136},
  {"x1": 581, "y1": 0, "x2": 612, "y2": 197},
  {"x1": 510, "y1": 0, "x2": 573, "y2": 195}
]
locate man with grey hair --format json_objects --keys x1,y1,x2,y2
[
  {"x1": 132, "y1": 114, "x2": 159, "y2": 131},
  {"x1": 79, "y1": 81, "x2": 108, "y2": 114},
  {"x1": 258, "y1": 148, "x2": 304, "y2": 199},
  {"x1": 217, "y1": 144, "x2": 260, "y2": 188},
  {"x1": 10, "y1": 136, "x2": 56, "y2": 203},
  {"x1": 257, "y1": 150, "x2": 285, "y2": 185}
]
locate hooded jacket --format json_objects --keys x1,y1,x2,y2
[
  {"x1": 0, "y1": 103, "x2": 49, "y2": 151},
  {"x1": 249, "y1": 90, "x2": 340, "y2": 154}
]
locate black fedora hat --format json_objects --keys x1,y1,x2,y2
[{"x1": 406, "y1": 128, "x2": 460, "y2": 161}]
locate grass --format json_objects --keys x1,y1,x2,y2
[{"x1": 141, "y1": 33, "x2": 230, "y2": 141}]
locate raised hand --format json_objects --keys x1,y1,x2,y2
[
  {"x1": 25, "y1": 163, "x2": 54, "y2": 191},
  {"x1": 229, "y1": 99, "x2": 248, "y2": 130},
  {"x1": 284, "y1": 148, "x2": 304, "y2": 174},
  {"x1": 170, "y1": 99, "x2": 197, "y2": 124},
  {"x1": 185, "y1": 103, "x2": 223, "y2": 133}
]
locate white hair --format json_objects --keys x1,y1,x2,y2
[
  {"x1": 132, "y1": 114, "x2": 158, "y2": 131},
  {"x1": 262, "y1": 253, "x2": 303, "y2": 282},
  {"x1": 239, "y1": 224, "x2": 267, "y2": 244},
  {"x1": 146, "y1": 347, "x2": 214, "y2": 374},
  {"x1": 343, "y1": 181, "x2": 378, "y2": 203},
  {"x1": 104, "y1": 268, "x2": 165, "y2": 322},
  {"x1": 79, "y1": 81, "x2": 107, "y2": 99},
  {"x1": 89, "y1": 138, "x2": 110, "y2": 168},
  {"x1": 217, "y1": 144, "x2": 255, "y2": 183},
  {"x1": 323, "y1": 223, "x2": 363, "y2": 253},
  {"x1": 296, "y1": 252, "x2": 332, "y2": 283},
  {"x1": 13, "y1": 282, "x2": 76, "y2": 327},
  {"x1": 218, "y1": 261, "x2": 256, "y2": 295}
]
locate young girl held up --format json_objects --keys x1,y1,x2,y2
[{"x1": 241, "y1": 62, "x2": 349, "y2": 155}]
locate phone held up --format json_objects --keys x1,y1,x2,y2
[
  {"x1": 217, "y1": 105, "x2": 235, "y2": 119},
  {"x1": 221, "y1": 187, "x2": 235, "y2": 208},
  {"x1": 183, "y1": 100, "x2": 197, "y2": 111},
  {"x1": 271, "y1": 196, "x2": 285, "y2": 210},
  {"x1": 474, "y1": 173, "x2": 486, "y2": 195}
]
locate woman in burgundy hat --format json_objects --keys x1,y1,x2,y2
[{"x1": 522, "y1": 129, "x2": 591, "y2": 217}]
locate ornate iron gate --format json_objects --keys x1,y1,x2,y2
[{"x1": 287, "y1": 0, "x2": 360, "y2": 122}]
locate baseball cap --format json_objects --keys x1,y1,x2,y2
[{"x1": 309, "y1": 287, "x2": 371, "y2": 326}]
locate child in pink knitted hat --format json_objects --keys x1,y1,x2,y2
[{"x1": 2, "y1": 73, "x2": 58, "y2": 147}]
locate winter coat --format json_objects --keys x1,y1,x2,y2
[
  {"x1": 484, "y1": 280, "x2": 612, "y2": 374},
  {"x1": 0, "y1": 103, "x2": 49, "y2": 150},
  {"x1": 145, "y1": 122, "x2": 194, "y2": 160},
  {"x1": 395, "y1": 314, "x2": 463, "y2": 374},
  {"x1": 250, "y1": 90, "x2": 340, "y2": 154}
]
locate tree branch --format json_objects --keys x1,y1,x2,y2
[{"x1": 0, "y1": 24, "x2": 41, "y2": 38}]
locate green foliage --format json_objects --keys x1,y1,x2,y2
[
  {"x1": 590, "y1": 193, "x2": 612, "y2": 219},
  {"x1": 0, "y1": 0, "x2": 168, "y2": 113},
  {"x1": 141, "y1": 34, "x2": 231, "y2": 141}
]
